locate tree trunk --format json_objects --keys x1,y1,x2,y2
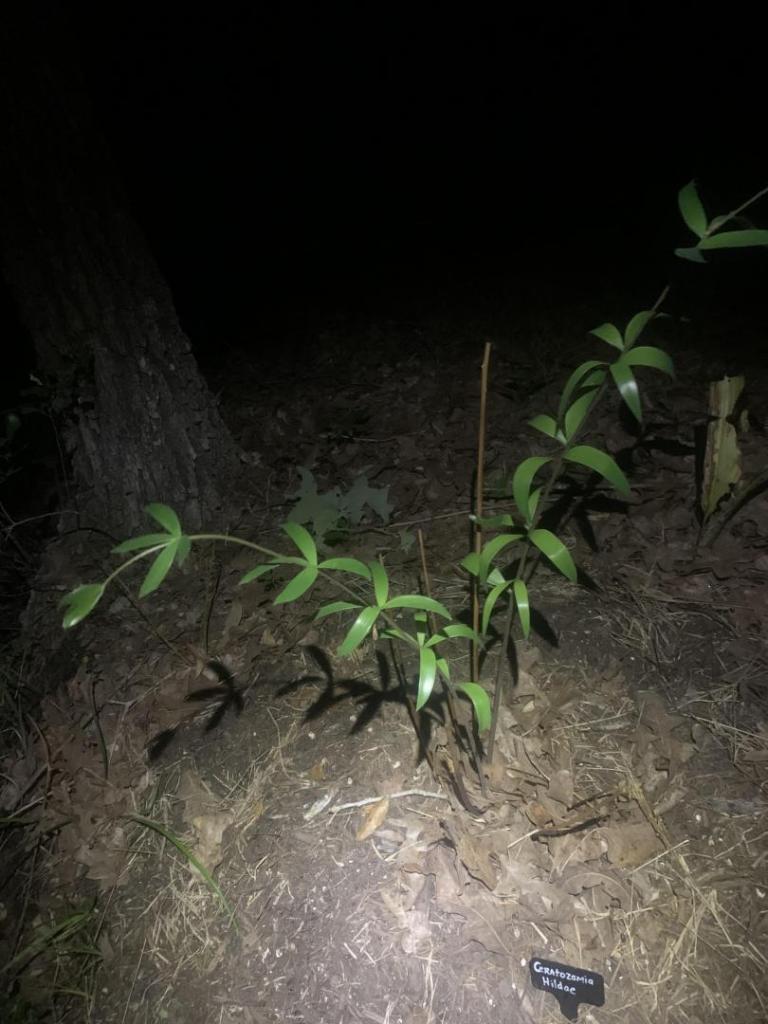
[{"x1": 0, "y1": 7, "x2": 243, "y2": 538}]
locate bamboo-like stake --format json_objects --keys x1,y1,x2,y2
[
  {"x1": 418, "y1": 529, "x2": 486, "y2": 799},
  {"x1": 472, "y1": 343, "x2": 492, "y2": 683}
]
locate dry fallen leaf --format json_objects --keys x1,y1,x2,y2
[{"x1": 356, "y1": 797, "x2": 389, "y2": 840}]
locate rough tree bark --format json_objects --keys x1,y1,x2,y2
[{"x1": 0, "y1": 7, "x2": 243, "y2": 538}]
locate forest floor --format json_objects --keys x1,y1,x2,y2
[{"x1": 2, "y1": 280, "x2": 768, "y2": 1024}]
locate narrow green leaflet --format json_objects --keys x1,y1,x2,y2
[
  {"x1": 699, "y1": 229, "x2": 768, "y2": 250},
  {"x1": 513, "y1": 578, "x2": 530, "y2": 638},
  {"x1": 562, "y1": 387, "x2": 600, "y2": 441},
  {"x1": 437, "y1": 623, "x2": 480, "y2": 642},
  {"x1": 385, "y1": 595, "x2": 452, "y2": 619},
  {"x1": 139, "y1": 541, "x2": 179, "y2": 598},
  {"x1": 678, "y1": 180, "x2": 707, "y2": 238},
  {"x1": 528, "y1": 486, "x2": 542, "y2": 522},
  {"x1": 61, "y1": 584, "x2": 104, "y2": 628},
  {"x1": 455, "y1": 682, "x2": 491, "y2": 732},
  {"x1": 369, "y1": 561, "x2": 389, "y2": 607},
  {"x1": 318, "y1": 557, "x2": 372, "y2": 579},
  {"x1": 590, "y1": 323, "x2": 624, "y2": 352},
  {"x1": 176, "y1": 535, "x2": 191, "y2": 567},
  {"x1": 413, "y1": 610, "x2": 428, "y2": 646},
  {"x1": 482, "y1": 579, "x2": 511, "y2": 634},
  {"x1": 675, "y1": 246, "x2": 707, "y2": 263},
  {"x1": 512, "y1": 457, "x2": 550, "y2": 523},
  {"x1": 282, "y1": 522, "x2": 317, "y2": 565},
  {"x1": 478, "y1": 532, "x2": 523, "y2": 582},
  {"x1": 380, "y1": 625, "x2": 418, "y2": 647},
  {"x1": 113, "y1": 532, "x2": 176, "y2": 554},
  {"x1": 469, "y1": 512, "x2": 518, "y2": 529},
  {"x1": 145, "y1": 503, "x2": 182, "y2": 536},
  {"x1": 240, "y1": 563, "x2": 279, "y2": 584},
  {"x1": 415, "y1": 645, "x2": 437, "y2": 709},
  {"x1": 338, "y1": 606, "x2": 380, "y2": 656},
  {"x1": 529, "y1": 528, "x2": 577, "y2": 582},
  {"x1": 564, "y1": 445, "x2": 630, "y2": 497},
  {"x1": 315, "y1": 600, "x2": 361, "y2": 620},
  {"x1": 528, "y1": 413, "x2": 563, "y2": 442},
  {"x1": 425, "y1": 622, "x2": 481, "y2": 647},
  {"x1": 460, "y1": 552, "x2": 480, "y2": 577},
  {"x1": 558, "y1": 360, "x2": 606, "y2": 422},
  {"x1": 274, "y1": 566, "x2": 319, "y2": 604},
  {"x1": 624, "y1": 310, "x2": 655, "y2": 348},
  {"x1": 622, "y1": 345, "x2": 674, "y2": 377},
  {"x1": 610, "y1": 359, "x2": 642, "y2": 422}
]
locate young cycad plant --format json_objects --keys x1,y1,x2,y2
[{"x1": 60, "y1": 181, "x2": 767, "y2": 783}]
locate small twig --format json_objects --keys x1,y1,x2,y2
[{"x1": 330, "y1": 790, "x2": 450, "y2": 812}]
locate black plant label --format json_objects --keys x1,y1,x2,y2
[{"x1": 529, "y1": 956, "x2": 605, "y2": 1021}]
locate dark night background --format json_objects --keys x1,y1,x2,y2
[
  {"x1": 8, "y1": 6, "x2": 763, "y2": 362},
  {"x1": 0, "y1": 4, "x2": 765, "y2": 525}
]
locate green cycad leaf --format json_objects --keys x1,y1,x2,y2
[
  {"x1": 622, "y1": 345, "x2": 675, "y2": 377},
  {"x1": 564, "y1": 445, "x2": 630, "y2": 497},
  {"x1": 315, "y1": 599, "x2": 361, "y2": 620},
  {"x1": 415, "y1": 646, "x2": 437, "y2": 709},
  {"x1": 610, "y1": 359, "x2": 641, "y2": 422},
  {"x1": 318, "y1": 557, "x2": 372, "y2": 578},
  {"x1": 678, "y1": 180, "x2": 707, "y2": 238},
  {"x1": 283, "y1": 522, "x2": 317, "y2": 565},
  {"x1": 369, "y1": 561, "x2": 389, "y2": 607},
  {"x1": 384, "y1": 595, "x2": 452, "y2": 618},
  {"x1": 274, "y1": 566, "x2": 318, "y2": 604},
  {"x1": 338, "y1": 606, "x2": 380, "y2": 656},
  {"x1": 590, "y1": 323, "x2": 624, "y2": 352},
  {"x1": 139, "y1": 541, "x2": 178, "y2": 597},
  {"x1": 699, "y1": 229, "x2": 768, "y2": 250},
  {"x1": 61, "y1": 584, "x2": 105, "y2": 628},
  {"x1": 512, "y1": 457, "x2": 551, "y2": 523},
  {"x1": 455, "y1": 682, "x2": 491, "y2": 732},
  {"x1": 624, "y1": 310, "x2": 655, "y2": 348},
  {"x1": 113, "y1": 533, "x2": 174, "y2": 554},
  {"x1": 513, "y1": 578, "x2": 530, "y2": 638},
  {"x1": 529, "y1": 528, "x2": 577, "y2": 582},
  {"x1": 145, "y1": 503, "x2": 181, "y2": 537}
]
